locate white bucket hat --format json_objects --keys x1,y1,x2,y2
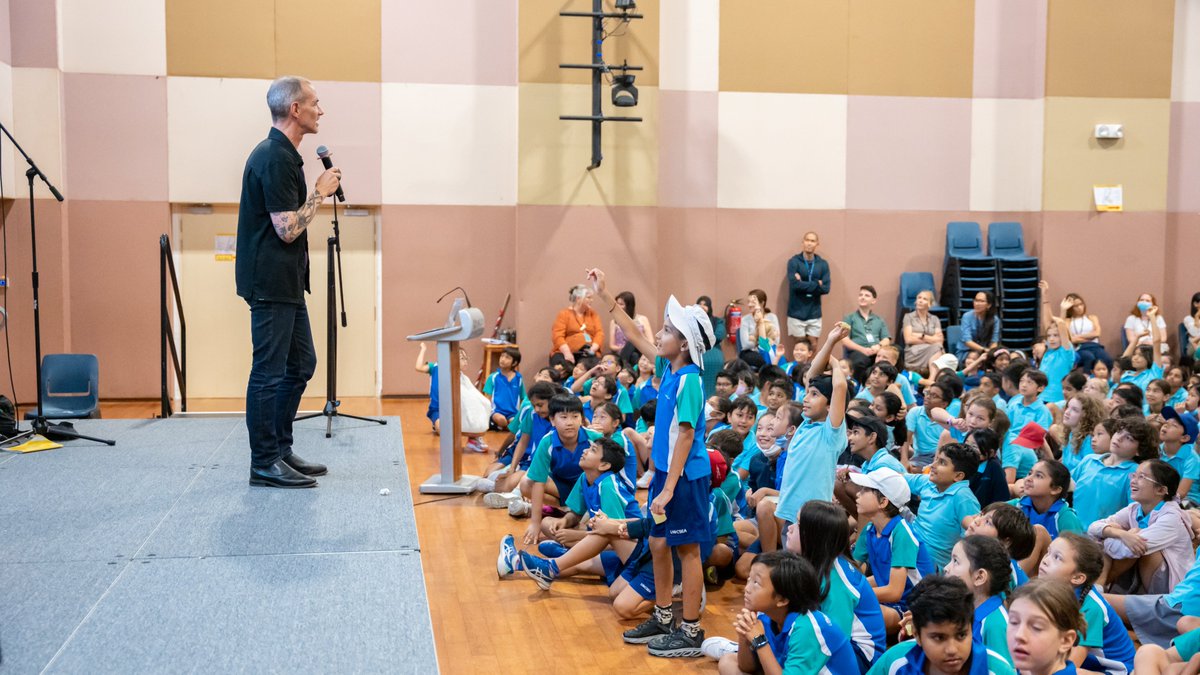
[
  {"x1": 849, "y1": 467, "x2": 911, "y2": 507},
  {"x1": 664, "y1": 295, "x2": 716, "y2": 369}
]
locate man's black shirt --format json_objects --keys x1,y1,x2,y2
[{"x1": 235, "y1": 127, "x2": 309, "y2": 304}]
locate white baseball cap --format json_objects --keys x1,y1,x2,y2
[
  {"x1": 849, "y1": 467, "x2": 911, "y2": 507},
  {"x1": 664, "y1": 295, "x2": 716, "y2": 369}
]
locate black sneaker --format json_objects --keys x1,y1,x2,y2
[
  {"x1": 647, "y1": 626, "x2": 705, "y2": 658},
  {"x1": 622, "y1": 616, "x2": 673, "y2": 644}
]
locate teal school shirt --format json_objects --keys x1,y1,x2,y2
[
  {"x1": 1070, "y1": 453, "x2": 1137, "y2": 529},
  {"x1": 902, "y1": 476, "x2": 980, "y2": 569},
  {"x1": 777, "y1": 415, "x2": 846, "y2": 524}
]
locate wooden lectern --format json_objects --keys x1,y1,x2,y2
[{"x1": 407, "y1": 301, "x2": 485, "y2": 494}]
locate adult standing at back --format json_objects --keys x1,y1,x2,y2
[
  {"x1": 236, "y1": 76, "x2": 341, "y2": 489},
  {"x1": 785, "y1": 231, "x2": 830, "y2": 342}
]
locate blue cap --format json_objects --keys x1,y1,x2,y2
[{"x1": 1161, "y1": 406, "x2": 1199, "y2": 445}]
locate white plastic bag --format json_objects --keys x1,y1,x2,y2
[{"x1": 459, "y1": 373, "x2": 491, "y2": 434}]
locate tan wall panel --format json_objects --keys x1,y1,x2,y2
[
  {"x1": 276, "y1": 0, "x2": 381, "y2": 82},
  {"x1": 1046, "y1": 0, "x2": 1174, "y2": 99},
  {"x1": 518, "y1": 83, "x2": 658, "y2": 206},
  {"x1": 178, "y1": 206, "x2": 377, "y2": 399},
  {"x1": 847, "y1": 0, "x2": 974, "y2": 97},
  {"x1": 166, "y1": 0, "x2": 275, "y2": 78},
  {"x1": 519, "y1": 0, "x2": 659, "y2": 86},
  {"x1": 1042, "y1": 97, "x2": 1170, "y2": 211},
  {"x1": 719, "y1": 0, "x2": 848, "y2": 94}
]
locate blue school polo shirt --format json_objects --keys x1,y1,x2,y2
[
  {"x1": 905, "y1": 407, "x2": 943, "y2": 461},
  {"x1": 862, "y1": 447, "x2": 906, "y2": 475},
  {"x1": 605, "y1": 431, "x2": 638, "y2": 488},
  {"x1": 1121, "y1": 363, "x2": 1163, "y2": 393},
  {"x1": 851, "y1": 516, "x2": 933, "y2": 609},
  {"x1": 867, "y1": 640, "x2": 1016, "y2": 675},
  {"x1": 897, "y1": 375, "x2": 916, "y2": 406},
  {"x1": 821, "y1": 557, "x2": 887, "y2": 667},
  {"x1": 903, "y1": 476, "x2": 980, "y2": 569},
  {"x1": 974, "y1": 594, "x2": 1010, "y2": 660},
  {"x1": 425, "y1": 362, "x2": 440, "y2": 420},
  {"x1": 1004, "y1": 397, "x2": 1052, "y2": 474},
  {"x1": 526, "y1": 428, "x2": 603, "y2": 496},
  {"x1": 1009, "y1": 559, "x2": 1029, "y2": 591},
  {"x1": 1079, "y1": 587, "x2": 1136, "y2": 675},
  {"x1": 761, "y1": 610, "x2": 859, "y2": 675},
  {"x1": 1039, "y1": 344, "x2": 1076, "y2": 402},
  {"x1": 1060, "y1": 434, "x2": 1093, "y2": 472},
  {"x1": 1071, "y1": 454, "x2": 1137, "y2": 529},
  {"x1": 652, "y1": 363, "x2": 710, "y2": 482},
  {"x1": 1166, "y1": 545, "x2": 1200, "y2": 615},
  {"x1": 564, "y1": 470, "x2": 641, "y2": 521},
  {"x1": 483, "y1": 369, "x2": 524, "y2": 418},
  {"x1": 1010, "y1": 497, "x2": 1085, "y2": 538},
  {"x1": 777, "y1": 415, "x2": 846, "y2": 524},
  {"x1": 1162, "y1": 443, "x2": 1200, "y2": 503}
]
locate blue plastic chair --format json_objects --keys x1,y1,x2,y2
[
  {"x1": 899, "y1": 272, "x2": 938, "y2": 311},
  {"x1": 987, "y1": 222, "x2": 1037, "y2": 262},
  {"x1": 24, "y1": 354, "x2": 101, "y2": 420},
  {"x1": 946, "y1": 222, "x2": 990, "y2": 259}
]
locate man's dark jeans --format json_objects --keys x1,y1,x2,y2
[{"x1": 247, "y1": 300, "x2": 316, "y2": 468}]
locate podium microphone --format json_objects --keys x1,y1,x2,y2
[{"x1": 315, "y1": 145, "x2": 345, "y2": 202}]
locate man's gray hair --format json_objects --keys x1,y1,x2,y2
[{"x1": 267, "y1": 76, "x2": 311, "y2": 122}]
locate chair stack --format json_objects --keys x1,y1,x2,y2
[
  {"x1": 897, "y1": 271, "x2": 951, "y2": 348},
  {"x1": 987, "y1": 222, "x2": 1040, "y2": 350},
  {"x1": 940, "y1": 221, "x2": 999, "y2": 324}
]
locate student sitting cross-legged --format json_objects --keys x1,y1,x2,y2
[{"x1": 512, "y1": 394, "x2": 603, "y2": 532}]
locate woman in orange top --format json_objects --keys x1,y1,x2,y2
[{"x1": 552, "y1": 285, "x2": 604, "y2": 363}]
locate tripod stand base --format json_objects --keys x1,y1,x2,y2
[
  {"x1": 2, "y1": 417, "x2": 116, "y2": 446},
  {"x1": 295, "y1": 400, "x2": 387, "y2": 438},
  {"x1": 419, "y1": 473, "x2": 481, "y2": 494}
]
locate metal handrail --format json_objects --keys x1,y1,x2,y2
[{"x1": 159, "y1": 234, "x2": 186, "y2": 417}]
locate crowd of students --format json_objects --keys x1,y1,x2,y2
[{"x1": 418, "y1": 272, "x2": 1200, "y2": 675}]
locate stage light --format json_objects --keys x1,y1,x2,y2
[
  {"x1": 615, "y1": 0, "x2": 636, "y2": 10},
  {"x1": 611, "y1": 74, "x2": 638, "y2": 107}
]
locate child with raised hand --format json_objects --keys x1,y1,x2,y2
[
  {"x1": 718, "y1": 551, "x2": 859, "y2": 675},
  {"x1": 1012, "y1": 459, "x2": 1085, "y2": 568},
  {"x1": 1037, "y1": 281, "x2": 1078, "y2": 404},
  {"x1": 849, "y1": 468, "x2": 935, "y2": 630},
  {"x1": 589, "y1": 401, "x2": 644, "y2": 488},
  {"x1": 774, "y1": 323, "x2": 850, "y2": 542},
  {"x1": 943, "y1": 535, "x2": 1013, "y2": 660},
  {"x1": 1007, "y1": 578, "x2": 1089, "y2": 675},
  {"x1": 938, "y1": 394, "x2": 998, "y2": 448},
  {"x1": 902, "y1": 442, "x2": 983, "y2": 569},
  {"x1": 515, "y1": 437, "x2": 644, "y2": 589},
  {"x1": 1071, "y1": 416, "x2": 1156, "y2": 529},
  {"x1": 1089, "y1": 459, "x2": 1192, "y2": 594},
  {"x1": 483, "y1": 346, "x2": 525, "y2": 430},
  {"x1": 966, "y1": 502, "x2": 1037, "y2": 586},
  {"x1": 1058, "y1": 394, "x2": 1105, "y2": 472},
  {"x1": 786, "y1": 499, "x2": 887, "y2": 672},
  {"x1": 588, "y1": 267, "x2": 715, "y2": 658},
  {"x1": 868, "y1": 575, "x2": 1017, "y2": 675},
  {"x1": 1037, "y1": 533, "x2": 1136, "y2": 675},
  {"x1": 1159, "y1": 406, "x2": 1199, "y2": 503}
]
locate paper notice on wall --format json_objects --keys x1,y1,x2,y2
[
  {"x1": 1093, "y1": 185, "x2": 1123, "y2": 212},
  {"x1": 215, "y1": 234, "x2": 236, "y2": 261}
]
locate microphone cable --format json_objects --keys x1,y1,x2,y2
[{"x1": 0, "y1": 135, "x2": 17, "y2": 417}]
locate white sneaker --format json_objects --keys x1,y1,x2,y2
[
  {"x1": 483, "y1": 490, "x2": 521, "y2": 509},
  {"x1": 465, "y1": 438, "x2": 487, "y2": 453},
  {"x1": 700, "y1": 637, "x2": 737, "y2": 660},
  {"x1": 637, "y1": 470, "x2": 654, "y2": 489},
  {"x1": 508, "y1": 499, "x2": 532, "y2": 518},
  {"x1": 497, "y1": 534, "x2": 518, "y2": 578},
  {"x1": 473, "y1": 477, "x2": 496, "y2": 493}
]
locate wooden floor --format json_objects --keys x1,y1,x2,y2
[{"x1": 92, "y1": 397, "x2": 743, "y2": 673}]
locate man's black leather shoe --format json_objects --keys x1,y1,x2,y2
[
  {"x1": 250, "y1": 460, "x2": 318, "y2": 488},
  {"x1": 282, "y1": 452, "x2": 328, "y2": 477}
]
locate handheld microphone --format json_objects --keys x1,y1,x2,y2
[{"x1": 315, "y1": 145, "x2": 345, "y2": 202}]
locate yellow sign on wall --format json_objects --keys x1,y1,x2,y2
[{"x1": 1093, "y1": 185, "x2": 1123, "y2": 211}]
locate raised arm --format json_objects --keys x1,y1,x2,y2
[
  {"x1": 586, "y1": 268, "x2": 657, "y2": 358},
  {"x1": 414, "y1": 343, "x2": 431, "y2": 373},
  {"x1": 1150, "y1": 305, "x2": 1164, "y2": 356},
  {"x1": 806, "y1": 324, "x2": 846, "y2": 384}
]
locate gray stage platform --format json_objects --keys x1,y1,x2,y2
[{"x1": 0, "y1": 417, "x2": 438, "y2": 674}]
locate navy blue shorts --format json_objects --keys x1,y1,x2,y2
[
  {"x1": 648, "y1": 472, "x2": 713, "y2": 546},
  {"x1": 495, "y1": 439, "x2": 533, "y2": 471},
  {"x1": 601, "y1": 538, "x2": 649, "y2": 586},
  {"x1": 426, "y1": 404, "x2": 438, "y2": 423}
]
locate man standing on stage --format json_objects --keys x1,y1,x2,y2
[{"x1": 236, "y1": 76, "x2": 341, "y2": 489}]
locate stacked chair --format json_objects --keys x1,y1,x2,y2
[
  {"x1": 988, "y1": 222, "x2": 1040, "y2": 350},
  {"x1": 940, "y1": 221, "x2": 999, "y2": 324}
]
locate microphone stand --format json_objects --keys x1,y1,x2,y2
[
  {"x1": 0, "y1": 121, "x2": 114, "y2": 446},
  {"x1": 294, "y1": 195, "x2": 386, "y2": 438}
]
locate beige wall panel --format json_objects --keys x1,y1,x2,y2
[
  {"x1": 1173, "y1": 0, "x2": 1200, "y2": 101},
  {"x1": 61, "y1": 0, "x2": 167, "y2": 75},
  {"x1": 718, "y1": 0, "x2": 848, "y2": 94},
  {"x1": 166, "y1": 0, "x2": 275, "y2": 79},
  {"x1": 519, "y1": 0, "x2": 659, "y2": 86},
  {"x1": 178, "y1": 206, "x2": 377, "y2": 399},
  {"x1": 1045, "y1": 0, "x2": 1174, "y2": 99},
  {"x1": 1165, "y1": 213, "x2": 1200, "y2": 342},
  {"x1": 12, "y1": 67, "x2": 64, "y2": 200},
  {"x1": 659, "y1": 0, "x2": 719, "y2": 91},
  {"x1": 167, "y1": 76, "x2": 274, "y2": 204},
  {"x1": 970, "y1": 98, "x2": 1045, "y2": 212},
  {"x1": 517, "y1": 83, "x2": 658, "y2": 206},
  {"x1": 847, "y1": 0, "x2": 974, "y2": 97},
  {"x1": 275, "y1": 0, "x2": 381, "y2": 82},
  {"x1": 1042, "y1": 97, "x2": 1171, "y2": 212}
]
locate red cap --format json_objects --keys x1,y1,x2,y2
[
  {"x1": 1013, "y1": 422, "x2": 1047, "y2": 449},
  {"x1": 708, "y1": 448, "x2": 729, "y2": 489}
]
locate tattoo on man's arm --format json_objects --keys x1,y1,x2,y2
[{"x1": 271, "y1": 190, "x2": 324, "y2": 243}]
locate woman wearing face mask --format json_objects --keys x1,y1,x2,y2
[{"x1": 1125, "y1": 293, "x2": 1169, "y2": 362}]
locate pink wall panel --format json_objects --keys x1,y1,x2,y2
[
  {"x1": 65, "y1": 200, "x2": 170, "y2": 398},
  {"x1": 381, "y1": 205, "x2": 517, "y2": 395},
  {"x1": 1040, "y1": 211, "x2": 1167, "y2": 356},
  {"x1": 299, "y1": 81, "x2": 383, "y2": 206},
  {"x1": 63, "y1": 73, "x2": 168, "y2": 201},
  {"x1": 846, "y1": 96, "x2": 973, "y2": 211},
  {"x1": 973, "y1": 0, "x2": 1047, "y2": 98},
  {"x1": 0, "y1": 0, "x2": 11, "y2": 64},
  {"x1": 1165, "y1": 213, "x2": 1200, "y2": 352},
  {"x1": 0, "y1": 199, "x2": 68, "y2": 405},
  {"x1": 9, "y1": 0, "x2": 57, "y2": 68},
  {"x1": 658, "y1": 90, "x2": 718, "y2": 208},
  {"x1": 381, "y1": 0, "x2": 518, "y2": 85},
  {"x1": 1169, "y1": 102, "x2": 1200, "y2": 212}
]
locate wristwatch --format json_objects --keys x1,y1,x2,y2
[{"x1": 751, "y1": 634, "x2": 769, "y2": 651}]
